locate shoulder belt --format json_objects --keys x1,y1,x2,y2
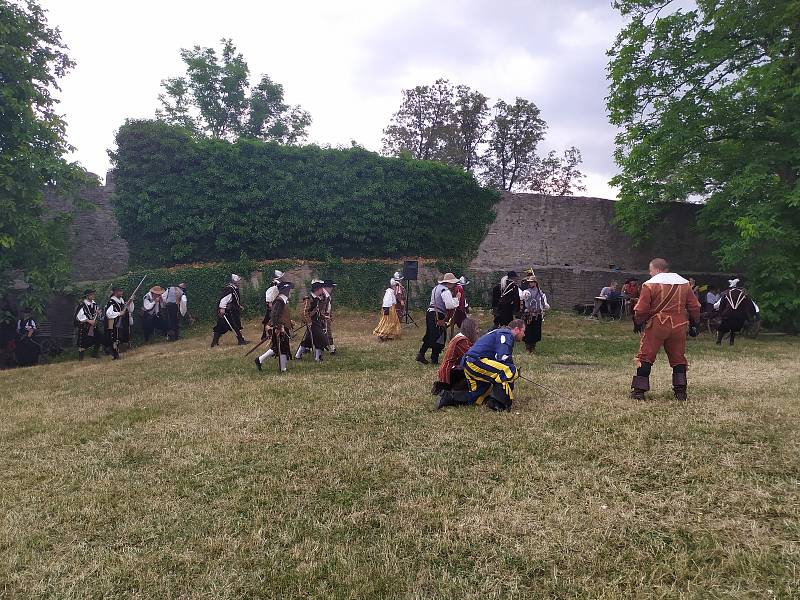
[{"x1": 648, "y1": 284, "x2": 680, "y2": 320}]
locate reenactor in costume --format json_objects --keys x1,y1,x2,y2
[
  {"x1": 141, "y1": 285, "x2": 167, "y2": 342},
  {"x1": 416, "y1": 273, "x2": 460, "y2": 365},
  {"x1": 262, "y1": 270, "x2": 284, "y2": 340},
  {"x1": 519, "y1": 274, "x2": 550, "y2": 353},
  {"x1": 104, "y1": 285, "x2": 133, "y2": 360},
  {"x1": 75, "y1": 289, "x2": 102, "y2": 360},
  {"x1": 492, "y1": 271, "x2": 521, "y2": 328},
  {"x1": 392, "y1": 271, "x2": 407, "y2": 321},
  {"x1": 461, "y1": 319, "x2": 525, "y2": 412},
  {"x1": 211, "y1": 274, "x2": 249, "y2": 347},
  {"x1": 296, "y1": 281, "x2": 329, "y2": 361},
  {"x1": 631, "y1": 258, "x2": 701, "y2": 401},
  {"x1": 713, "y1": 277, "x2": 758, "y2": 346},
  {"x1": 162, "y1": 283, "x2": 188, "y2": 341},
  {"x1": 15, "y1": 308, "x2": 40, "y2": 367},
  {"x1": 432, "y1": 317, "x2": 480, "y2": 409},
  {"x1": 373, "y1": 276, "x2": 403, "y2": 341},
  {"x1": 322, "y1": 280, "x2": 337, "y2": 354},
  {"x1": 452, "y1": 276, "x2": 470, "y2": 328},
  {"x1": 255, "y1": 281, "x2": 294, "y2": 372}
]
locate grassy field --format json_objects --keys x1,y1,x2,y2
[{"x1": 1, "y1": 310, "x2": 798, "y2": 599}]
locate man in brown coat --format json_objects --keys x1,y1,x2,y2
[{"x1": 631, "y1": 258, "x2": 702, "y2": 401}]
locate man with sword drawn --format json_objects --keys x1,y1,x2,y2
[
  {"x1": 211, "y1": 274, "x2": 250, "y2": 347},
  {"x1": 255, "y1": 281, "x2": 294, "y2": 373}
]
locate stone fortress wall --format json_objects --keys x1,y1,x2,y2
[
  {"x1": 45, "y1": 182, "x2": 726, "y2": 310},
  {"x1": 469, "y1": 192, "x2": 728, "y2": 309}
]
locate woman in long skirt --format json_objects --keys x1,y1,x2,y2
[{"x1": 373, "y1": 277, "x2": 403, "y2": 341}]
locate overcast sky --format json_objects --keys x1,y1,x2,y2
[{"x1": 40, "y1": 0, "x2": 624, "y2": 198}]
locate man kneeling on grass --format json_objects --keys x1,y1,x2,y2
[{"x1": 453, "y1": 319, "x2": 525, "y2": 412}]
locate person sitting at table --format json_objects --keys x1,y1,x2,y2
[{"x1": 590, "y1": 281, "x2": 622, "y2": 318}]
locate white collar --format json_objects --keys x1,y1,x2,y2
[{"x1": 645, "y1": 272, "x2": 688, "y2": 285}]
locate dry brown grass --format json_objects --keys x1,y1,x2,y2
[{"x1": 1, "y1": 310, "x2": 798, "y2": 598}]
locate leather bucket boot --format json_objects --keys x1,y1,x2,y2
[
  {"x1": 673, "y1": 372, "x2": 688, "y2": 401},
  {"x1": 630, "y1": 375, "x2": 650, "y2": 400}
]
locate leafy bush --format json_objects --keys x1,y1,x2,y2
[{"x1": 110, "y1": 120, "x2": 499, "y2": 266}]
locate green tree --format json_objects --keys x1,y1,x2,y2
[
  {"x1": 383, "y1": 80, "x2": 585, "y2": 194},
  {"x1": 608, "y1": 0, "x2": 800, "y2": 329},
  {"x1": 381, "y1": 78, "x2": 454, "y2": 161},
  {"x1": 157, "y1": 38, "x2": 311, "y2": 143},
  {"x1": 0, "y1": 0, "x2": 88, "y2": 309},
  {"x1": 483, "y1": 98, "x2": 547, "y2": 191}
]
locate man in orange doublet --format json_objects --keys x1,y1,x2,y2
[{"x1": 631, "y1": 258, "x2": 701, "y2": 401}]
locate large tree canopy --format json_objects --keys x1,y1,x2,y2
[
  {"x1": 157, "y1": 38, "x2": 311, "y2": 143},
  {"x1": 608, "y1": 0, "x2": 800, "y2": 329},
  {"x1": 382, "y1": 79, "x2": 586, "y2": 194},
  {"x1": 0, "y1": 0, "x2": 88, "y2": 309}
]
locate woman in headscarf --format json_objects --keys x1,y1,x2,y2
[
  {"x1": 432, "y1": 317, "x2": 480, "y2": 407},
  {"x1": 373, "y1": 277, "x2": 403, "y2": 341}
]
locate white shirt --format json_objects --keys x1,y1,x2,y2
[
  {"x1": 427, "y1": 287, "x2": 459, "y2": 312},
  {"x1": 520, "y1": 289, "x2": 550, "y2": 310},
  {"x1": 143, "y1": 293, "x2": 162, "y2": 314},
  {"x1": 179, "y1": 294, "x2": 188, "y2": 316},
  {"x1": 219, "y1": 294, "x2": 233, "y2": 309},
  {"x1": 265, "y1": 284, "x2": 280, "y2": 303},
  {"x1": 382, "y1": 287, "x2": 397, "y2": 308},
  {"x1": 76, "y1": 300, "x2": 96, "y2": 323},
  {"x1": 106, "y1": 296, "x2": 126, "y2": 319}
]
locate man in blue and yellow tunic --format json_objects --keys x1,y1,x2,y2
[{"x1": 461, "y1": 319, "x2": 525, "y2": 412}]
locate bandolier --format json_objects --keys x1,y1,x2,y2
[
  {"x1": 104, "y1": 288, "x2": 128, "y2": 360},
  {"x1": 75, "y1": 289, "x2": 101, "y2": 360},
  {"x1": 296, "y1": 282, "x2": 328, "y2": 361}
]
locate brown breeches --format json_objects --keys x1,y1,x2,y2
[{"x1": 636, "y1": 322, "x2": 688, "y2": 368}]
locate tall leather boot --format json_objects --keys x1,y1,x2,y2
[
  {"x1": 672, "y1": 372, "x2": 688, "y2": 401},
  {"x1": 210, "y1": 332, "x2": 220, "y2": 347},
  {"x1": 630, "y1": 375, "x2": 650, "y2": 400},
  {"x1": 729, "y1": 331, "x2": 736, "y2": 346},
  {"x1": 78, "y1": 351, "x2": 84, "y2": 361},
  {"x1": 716, "y1": 330, "x2": 723, "y2": 345}
]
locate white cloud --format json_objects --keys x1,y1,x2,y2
[{"x1": 39, "y1": 0, "x2": 623, "y2": 198}]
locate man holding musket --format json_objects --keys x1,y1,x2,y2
[
  {"x1": 631, "y1": 258, "x2": 701, "y2": 401},
  {"x1": 75, "y1": 289, "x2": 102, "y2": 360}
]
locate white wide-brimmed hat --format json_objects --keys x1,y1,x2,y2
[
  {"x1": 439, "y1": 272, "x2": 459, "y2": 284},
  {"x1": 393, "y1": 271, "x2": 404, "y2": 280},
  {"x1": 274, "y1": 270, "x2": 285, "y2": 279},
  {"x1": 458, "y1": 276, "x2": 469, "y2": 285},
  {"x1": 231, "y1": 273, "x2": 242, "y2": 284}
]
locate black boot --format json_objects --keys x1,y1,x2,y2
[
  {"x1": 210, "y1": 332, "x2": 220, "y2": 347},
  {"x1": 672, "y1": 372, "x2": 688, "y2": 401},
  {"x1": 78, "y1": 351, "x2": 84, "y2": 361},
  {"x1": 91, "y1": 347, "x2": 99, "y2": 358},
  {"x1": 729, "y1": 332, "x2": 735, "y2": 346},
  {"x1": 716, "y1": 331, "x2": 723, "y2": 345},
  {"x1": 255, "y1": 357, "x2": 262, "y2": 371},
  {"x1": 112, "y1": 349, "x2": 120, "y2": 360},
  {"x1": 630, "y1": 375, "x2": 650, "y2": 400},
  {"x1": 416, "y1": 352, "x2": 429, "y2": 365},
  {"x1": 238, "y1": 336, "x2": 249, "y2": 346}
]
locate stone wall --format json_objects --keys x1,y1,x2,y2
[
  {"x1": 470, "y1": 192, "x2": 727, "y2": 310},
  {"x1": 43, "y1": 176, "x2": 128, "y2": 282}
]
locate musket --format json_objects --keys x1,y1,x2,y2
[{"x1": 115, "y1": 273, "x2": 149, "y2": 333}]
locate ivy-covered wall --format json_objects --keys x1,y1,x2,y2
[{"x1": 111, "y1": 120, "x2": 499, "y2": 266}]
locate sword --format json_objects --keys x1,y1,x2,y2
[
  {"x1": 222, "y1": 313, "x2": 236, "y2": 334},
  {"x1": 517, "y1": 373, "x2": 571, "y2": 403},
  {"x1": 244, "y1": 335, "x2": 268, "y2": 357}
]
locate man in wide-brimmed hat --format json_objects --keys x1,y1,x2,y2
[
  {"x1": 161, "y1": 282, "x2": 188, "y2": 341},
  {"x1": 256, "y1": 281, "x2": 295, "y2": 373},
  {"x1": 75, "y1": 289, "x2": 102, "y2": 360},
  {"x1": 296, "y1": 281, "x2": 329, "y2": 362},
  {"x1": 262, "y1": 270, "x2": 285, "y2": 340},
  {"x1": 211, "y1": 274, "x2": 249, "y2": 347},
  {"x1": 416, "y1": 272, "x2": 460, "y2": 365},
  {"x1": 142, "y1": 285, "x2": 167, "y2": 342},
  {"x1": 519, "y1": 274, "x2": 550, "y2": 352}
]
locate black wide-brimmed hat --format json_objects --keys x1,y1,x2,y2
[
  {"x1": 507, "y1": 271, "x2": 518, "y2": 278},
  {"x1": 83, "y1": 289, "x2": 95, "y2": 296},
  {"x1": 323, "y1": 280, "x2": 336, "y2": 287},
  {"x1": 278, "y1": 281, "x2": 294, "y2": 291},
  {"x1": 311, "y1": 282, "x2": 325, "y2": 291}
]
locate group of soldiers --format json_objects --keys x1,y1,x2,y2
[
  {"x1": 206, "y1": 271, "x2": 337, "y2": 373},
  {"x1": 74, "y1": 282, "x2": 188, "y2": 361}
]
